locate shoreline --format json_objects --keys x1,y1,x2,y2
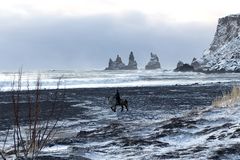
[
  {"x1": 0, "y1": 81, "x2": 234, "y2": 94},
  {"x1": 0, "y1": 82, "x2": 236, "y2": 159}
]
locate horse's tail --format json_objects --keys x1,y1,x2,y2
[
  {"x1": 124, "y1": 99, "x2": 128, "y2": 106},
  {"x1": 124, "y1": 99, "x2": 129, "y2": 111}
]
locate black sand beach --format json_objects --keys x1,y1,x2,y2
[{"x1": 1, "y1": 83, "x2": 239, "y2": 159}]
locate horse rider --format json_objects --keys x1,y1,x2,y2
[{"x1": 115, "y1": 89, "x2": 121, "y2": 105}]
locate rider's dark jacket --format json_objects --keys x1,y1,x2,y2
[{"x1": 116, "y1": 90, "x2": 120, "y2": 104}]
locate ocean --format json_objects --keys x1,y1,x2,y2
[{"x1": 0, "y1": 69, "x2": 239, "y2": 91}]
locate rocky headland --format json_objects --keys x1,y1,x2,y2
[{"x1": 175, "y1": 14, "x2": 240, "y2": 73}]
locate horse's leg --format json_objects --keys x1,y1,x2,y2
[
  {"x1": 125, "y1": 104, "x2": 128, "y2": 111},
  {"x1": 111, "y1": 105, "x2": 116, "y2": 112},
  {"x1": 121, "y1": 105, "x2": 123, "y2": 112}
]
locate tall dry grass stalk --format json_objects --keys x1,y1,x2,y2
[
  {"x1": 7, "y1": 70, "x2": 65, "y2": 159},
  {"x1": 212, "y1": 86, "x2": 240, "y2": 107}
]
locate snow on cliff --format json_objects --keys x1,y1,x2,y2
[{"x1": 196, "y1": 14, "x2": 240, "y2": 72}]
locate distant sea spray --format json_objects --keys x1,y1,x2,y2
[{"x1": 0, "y1": 70, "x2": 239, "y2": 91}]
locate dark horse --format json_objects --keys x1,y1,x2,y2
[{"x1": 107, "y1": 96, "x2": 128, "y2": 112}]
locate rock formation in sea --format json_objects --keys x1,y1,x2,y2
[
  {"x1": 125, "y1": 51, "x2": 138, "y2": 70},
  {"x1": 105, "y1": 52, "x2": 138, "y2": 70},
  {"x1": 191, "y1": 57, "x2": 201, "y2": 71},
  {"x1": 194, "y1": 14, "x2": 240, "y2": 72},
  {"x1": 174, "y1": 61, "x2": 194, "y2": 72},
  {"x1": 174, "y1": 58, "x2": 200, "y2": 72},
  {"x1": 105, "y1": 55, "x2": 126, "y2": 70},
  {"x1": 145, "y1": 53, "x2": 161, "y2": 70}
]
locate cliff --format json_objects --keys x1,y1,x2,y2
[{"x1": 196, "y1": 14, "x2": 240, "y2": 72}]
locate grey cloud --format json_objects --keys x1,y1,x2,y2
[{"x1": 0, "y1": 12, "x2": 216, "y2": 70}]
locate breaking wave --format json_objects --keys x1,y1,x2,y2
[{"x1": 0, "y1": 69, "x2": 239, "y2": 91}]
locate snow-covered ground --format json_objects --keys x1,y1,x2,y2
[
  {"x1": 0, "y1": 70, "x2": 240, "y2": 159},
  {"x1": 196, "y1": 14, "x2": 240, "y2": 72}
]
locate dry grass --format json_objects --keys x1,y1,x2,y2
[{"x1": 212, "y1": 86, "x2": 240, "y2": 107}]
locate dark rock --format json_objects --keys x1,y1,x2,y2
[
  {"x1": 191, "y1": 14, "x2": 240, "y2": 72},
  {"x1": 161, "y1": 117, "x2": 196, "y2": 129},
  {"x1": 174, "y1": 63, "x2": 194, "y2": 72},
  {"x1": 217, "y1": 133, "x2": 228, "y2": 140},
  {"x1": 230, "y1": 128, "x2": 240, "y2": 138},
  {"x1": 36, "y1": 155, "x2": 91, "y2": 160},
  {"x1": 125, "y1": 51, "x2": 138, "y2": 70},
  {"x1": 120, "y1": 137, "x2": 169, "y2": 147},
  {"x1": 176, "y1": 61, "x2": 184, "y2": 68},
  {"x1": 207, "y1": 135, "x2": 217, "y2": 140},
  {"x1": 191, "y1": 146, "x2": 208, "y2": 153},
  {"x1": 191, "y1": 57, "x2": 201, "y2": 71},
  {"x1": 153, "y1": 152, "x2": 180, "y2": 159},
  {"x1": 196, "y1": 123, "x2": 233, "y2": 135},
  {"x1": 108, "y1": 58, "x2": 113, "y2": 68},
  {"x1": 105, "y1": 55, "x2": 126, "y2": 70},
  {"x1": 54, "y1": 138, "x2": 81, "y2": 145},
  {"x1": 145, "y1": 53, "x2": 161, "y2": 70},
  {"x1": 77, "y1": 130, "x2": 95, "y2": 138},
  {"x1": 210, "y1": 143, "x2": 240, "y2": 159},
  {"x1": 105, "y1": 52, "x2": 138, "y2": 70}
]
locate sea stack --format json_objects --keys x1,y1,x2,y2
[
  {"x1": 174, "y1": 58, "x2": 200, "y2": 72},
  {"x1": 192, "y1": 14, "x2": 240, "y2": 72},
  {"x1": 105, "y1": 55, "x2": 126, "y2": 70},
  {"x1": 191, "y1": 57, "x2": 201, "y2": 71},
  {"x1": 125, "y1": 51, "x2": 138, "y2": 70},
  {"x1": 105, "y1": 52, "x2": 138, "y2": 70},
  {"x1": 174, "y1": 61, "x2": 194, "y2": 72},
  {"x1": 145, "y1": 53, "x2": 161, "y2": 70}
]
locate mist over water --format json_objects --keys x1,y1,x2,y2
[{"x1": 0, "y1": 70, "x2": 240, "y2": 91}]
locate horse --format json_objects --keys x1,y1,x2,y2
[{"x1": 107, "y1": 96, "x2": 128, "y2": 112}]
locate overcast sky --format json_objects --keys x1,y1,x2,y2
[{"x1": 0, "y1": 0, "x2": 239, "y2": 70}]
